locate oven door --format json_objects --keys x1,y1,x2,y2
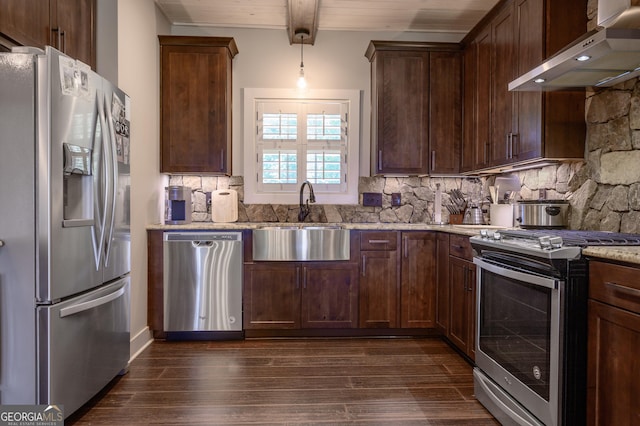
[{"x1": 473, "y1": 256, "x2": 561, "y2": 426}]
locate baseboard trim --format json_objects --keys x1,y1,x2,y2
[{"x1": 129, "y1": 326, "x2": 153, "y2": 362}]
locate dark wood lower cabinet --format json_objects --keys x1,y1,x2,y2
[
  {"x1": 150, "y1": 229, "x2": 459, "y2": 340},
  {"x1": 301, "y1": 264, "x2": 359, "y2": 328},
  {"x1": 587, "y1": 299, "x2": 640, "y2": 425},
  {"x1": 243, "y1": 262, "x2": 359, "y2": 330},
  {"x1": 359, "y1": 249, "x2": 398, "y2": 328},
  {"x1": 400, "y1": 232, "x2": 437, "y2": 328},
  {"x1": 243, "y1": 263, "x2": 300, "y2": 329},
  {"x1": 587, "y1": 260, "x2": 640, "y2": 425},
  {"x1": 446, "y1": 235, "x2": 476, "y2": 360},
  {"x1": 435, "y1": 233, "x2": 450, "y2": 334}
]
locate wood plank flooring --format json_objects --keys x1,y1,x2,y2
[{"x1": 67, "y1": 337, "x2": 498, "y2": 425}]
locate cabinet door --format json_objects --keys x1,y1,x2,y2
[
  {"x1": 466, "y1": 263, "x2": 477, "y2": 360},
  {"x1": 461, "y1": 44, "x2": 476, "y2": 173},
  {"x1": 587, "y1": 300, "x2": 640, "y2": 425},
  {"x1": 474, "y1": 27, "x2": 492, "y2": 170},
  {"x1": 490, "y1": 3, "x2": 516, "y2": 166},
  {"x1": 429, "y1": 51, "x2": 462, "y2": 175},
  {"x1": 401, "y1": 232, "x2": 437, "y2": 328},
  {"x1": 0, "y1": 0, "x2": 50, "y2": 49},
  {"x1": 373, "y1": 51, "x2": 429, "y2": 175},
  {"x1": 243, "y1": 264, "x2": 300, "y2": 329},
  {"x1": 435, "y1": 233, "x2": 450, "y2": 333},
  {"x1": 301, "y1": 264, "x2": 359, "y2": 329},
  {"x1": 360, "y1": 250, "x2": 398, "y2": 328},
  {"x1": 513, "y1": 0, "x2": 543, "y2": 162},
  {"x1": 448, "y1": 256, "x2": 472, "y2": 354},
  {"x1": 160, "y1": 39, "x2": 233, "y2": 174},
  {"x1": 52, "y1": 0, "x2": 95, "y2": 68}
]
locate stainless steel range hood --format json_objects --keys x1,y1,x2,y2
[{"x1": 509, "y1": 0, "x2": 640, "y2": 91}]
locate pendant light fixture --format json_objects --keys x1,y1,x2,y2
[{"x1": 295, "y1": 29, "x2": 309, "y2": 90}]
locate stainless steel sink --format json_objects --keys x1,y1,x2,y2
[{"x1": 252, "y1": 225, "x2": 350, "y2": 261}]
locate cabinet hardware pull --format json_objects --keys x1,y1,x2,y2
[
  {"x1": 404, "y1": 236, "x2": 408, "y2": 258},
  {"x1": 431, "y1": 150, "x2": 436, "y2": 171},
  {"x1": 303, "y1": 267, "x2": 307, "y2": 289},
  {"x1": 361, "y1": 255, "x2": 366, "y2": 276},
  {"x1": 463, "y1": 266, "x2": 471, "y2": 291},
  {"x1": 604, "y1": 281, "x2": 640, "y2": 303},
  {"x1": 296, "y1": 266, "x2": 300, "y2": 289},
  {"x1": 220, "y1": 149, "x2": 225, "y2": 170},
  {"x1": 512, "y1": 133, "x2": 519, "y2": 158},
  {"x1": 378, "y1": 150, "x2": 383, "y2": 172},
  {"x1": 60, "y1": 30, "x2": 66, "y2": 53},
  {"x1": 452, "y1": 244, "x2": 463, "y2": 250},
  {"x1": 506, "y1": 134, "x2": 511, "y2": 159},
  {"x1": 51, "y1": 28, "x2": 61, "y2": 50},
  {"x1": 484, "y1": 141, "x2": 489, "y2": 164},
  {"x1": 368, "y1": 239, "x2": 390, "y2": 244}
]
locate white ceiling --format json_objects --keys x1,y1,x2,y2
[{"x1": 155, "y1": 0, "x2": 500, "y2": 36}]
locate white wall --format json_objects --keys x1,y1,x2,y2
[
  {"x1": 117, "y1": 0, "x2": 170, "y2": 358},
  {"x1": 95, "y1": 0, "x2": 117, "y2": 83},
  {"x1": 171, "y1": 26, "x2": 460, "y2": 176}
]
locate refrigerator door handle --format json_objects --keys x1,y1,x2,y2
[
  {"x1": 59, "y1": 285, "x2": 126, "y2": 318},
  {"x1": 102, "y1": 94, "x2": 118, "y2": 267},
  {"x1": 92, "y1": 93, "x2": 109, "y2": 269}
]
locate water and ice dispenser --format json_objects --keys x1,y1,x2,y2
[{"x1": 164, "y1": 186, "x2": 192, "y2": 225}]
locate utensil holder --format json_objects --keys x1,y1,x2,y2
[{"x1": 449, "y1": 213, "x2": 464, "y2": 225}]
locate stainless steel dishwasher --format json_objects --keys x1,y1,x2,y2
[{"x1": 163, "y1": 232, "x2": 243, "y2": 338}]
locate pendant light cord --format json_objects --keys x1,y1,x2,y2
[{"x1": 299, "y1": 34, "x2": 304, "y2": 68}]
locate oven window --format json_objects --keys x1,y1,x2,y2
[{"x1": 479, "y1": 268, "x2": 552, "y2": 401}]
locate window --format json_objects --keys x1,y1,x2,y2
[{"x1": 244, "y1": 89, "x2": 360, "y2": 204}]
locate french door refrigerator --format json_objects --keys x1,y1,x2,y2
[{"x1": 0, "y1": 46, "x2": 131, "y2": 417}]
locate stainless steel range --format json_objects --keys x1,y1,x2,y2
[{"x1": 471, "y1": 229, "x2": 640, "y2": 426}]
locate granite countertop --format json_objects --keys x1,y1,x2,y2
[
  {"x1": 146, "y1": 222, "x2": 506, "y2": 237},
  {"x1": 583, "y1": 246, "x2": 640, "y2": 266},
  {"x1": 147, "y1": 222, "x2": 640, "y2": 265}
]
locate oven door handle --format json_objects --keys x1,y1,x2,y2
[{"x1": 473, "y1": 257, "x2": 559, "y2": 290}]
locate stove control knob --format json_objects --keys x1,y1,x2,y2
[
  {"x1": 538, "y1": 236, "x2": 551, "y2": 250},
  {"x1": 492, "y1": 232, "x2": 502, "y2": 241},
  {"x1": 549, "y1": 236, "x2": 563, "y2": 249},
  {"x1": 480, "y1": 229, "x2": 489, "y2": 239}
]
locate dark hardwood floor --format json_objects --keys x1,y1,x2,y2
[{"x1": 67, "y1": 337, "x2": 498, "y2": 425}]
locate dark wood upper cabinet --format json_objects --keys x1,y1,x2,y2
[
  {"x1": 159, "y1": 36, "x2": 237, "y2": 174},
  {"x1": 365, "y1": 41, "x2": 462, "y2": 176},
  {"x1": 490, "y1": 2, "x2": 517, "y2": 167},
  {"x1": 429, "y1": 51, "x2": 462, "y2": 175},
  {"x1": 462, "y1": 0, "x2": 587, "y2": 172},
  {"x1": 0, "y1": 0, "x2": 95, "y2": 68},
  {"x1": 53, "y1": 0, "x2": 95, "y2": 67}
]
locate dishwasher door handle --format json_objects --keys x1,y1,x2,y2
[{"x1": 192, "y1": 241, "x2": 214, "y2": 247}]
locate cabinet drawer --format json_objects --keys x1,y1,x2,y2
[
  {"x1": 449, "y1": 234, "x2": 472, "y2": 260},
  {"x1": 590, "y1": 261, "x2": 640, "y2": 315},
  {"x1": 360, "y1": 231, "x2": 398, "y2": 251}
]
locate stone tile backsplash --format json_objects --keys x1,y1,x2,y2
[{"x1": 167, "y1": 75, "x2": 640, "y2": 233}]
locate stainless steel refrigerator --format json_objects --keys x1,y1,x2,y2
[{"x1": 0, "y1": 46, "x2": 131, "y2": 417}]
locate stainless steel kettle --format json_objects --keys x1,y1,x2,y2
[{"x1": 463, "y1": 206, "x2": 484, "y2": 225}]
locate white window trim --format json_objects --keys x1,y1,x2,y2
[{"x1": 243, "y1": 88, "x2": 361, "y2": 205}]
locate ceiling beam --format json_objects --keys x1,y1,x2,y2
[{"x1": 287, "y1": 0, "x2": 319, "y2": 45}]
